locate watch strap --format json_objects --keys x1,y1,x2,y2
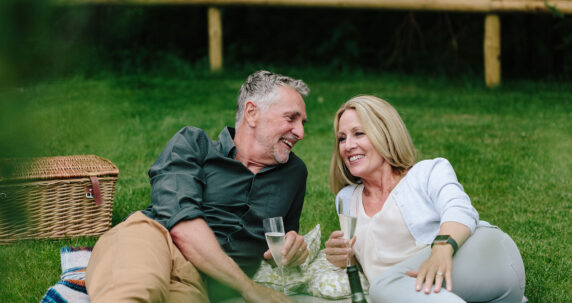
[{"x1": 431, "y1": 235, "x2": 459, "y2": 255}]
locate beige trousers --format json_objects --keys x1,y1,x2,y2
[{"x1": 86, "y1": 211, "x2": 209, "y2": 303}]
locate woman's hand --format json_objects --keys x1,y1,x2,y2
[
  {"x1": 406, "y1": 245, "x2": 454, "y2": 294},
  {"x1": 324, "y1": 231, "x2": 355, "y2": 268}
]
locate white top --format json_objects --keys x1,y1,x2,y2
[
  {"x1": 336, "y1": 158, "x2": 489, "y2": 246},
  {"x1": 352, "y1": 184, "x2": 428, "y2": 281}
]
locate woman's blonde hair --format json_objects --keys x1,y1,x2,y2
[{"x1": 329, "y1": 95, "x2": 418, "y2": 193}]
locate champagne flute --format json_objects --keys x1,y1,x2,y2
[
  {"x1": 336, "y1": 195, "x2": 366, "y2": 303},
  {"x1": 263, "y1": 216, "x2": 286, "y2": 293},
  {"x1": 337, "y1": 195, "x2": 357, "y2": 267}
]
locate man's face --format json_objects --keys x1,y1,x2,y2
[{"x1": 254, "y1": 86, "x2": 307, "y2": 164}]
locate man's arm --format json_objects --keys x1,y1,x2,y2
[{"x1": 170, "y1": 218, "x2": 294, "y2": 303}]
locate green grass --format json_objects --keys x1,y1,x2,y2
[{"x1": 1, "y1": 70, "x2": 571, "y2": 302}]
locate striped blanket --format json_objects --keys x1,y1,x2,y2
[{"x1": 41, "y1": 247, "x2": 91, "y2": 303}]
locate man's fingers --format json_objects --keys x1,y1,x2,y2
[
  {"x1": 290, "y1": 247, "x2": 309, "y2": 267},
  {"x1": 263, "y1": 249, "x2": 272, "y2": 260},
  {"x1": 281, "y1": 231, "x2": 296, "y2": 254},
  {"x1": 287, "y1": 241, "x2": 307, "y2": 266},
  {"x1": 282, "y1": 231, "x2": 307, "y2": 266}
]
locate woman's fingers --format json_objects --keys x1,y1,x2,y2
[
  {"x1": 325, "y1": 246, "x2": 350, "y2": 266},
  {"x1": 433, "y1": 268, "x2": 445, "y2": 293},
  {"x1": 445, "y1": 269, "x2": 453, "y2": 292},
  {"x1": 415, "y1": 266, "x2": 451, "y2": 294},
  {"x1": 423, "y1": 269, "x2": 436, "y2": 294},
  {"x1": 325, "y1": 231, "x2": 351, "y2": 267},
  {"x1": 415, "y1": 268, "x2": 426, "y2": 292}
]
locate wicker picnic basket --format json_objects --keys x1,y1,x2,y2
[{"x1": 0, "y1": 155, "x2": 119, "y2": 244}]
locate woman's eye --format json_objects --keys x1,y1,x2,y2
[
  {"x1": 338, "y1": 137, "x2": 346, "y2": 143},
  {"x1": 355, "y1": 132, "x2": 364, "y2": 136}
]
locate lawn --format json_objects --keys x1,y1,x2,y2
[{"x1": 0, "y1": 69, "x2": 570, "y2": 302}]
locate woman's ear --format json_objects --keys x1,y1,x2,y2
[{"x1": 244, "y1": 101, "x2": 258, "y2": 127}]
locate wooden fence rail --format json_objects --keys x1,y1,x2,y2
[{"x1": 54, "y1": 0, "x2": 572, "y2": 87}]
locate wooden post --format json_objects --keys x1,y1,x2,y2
[
  {"x1": 484, "y1": 14, "x2": 501, "y2": 88},
  {"x1": 208, "y1": 7, "x2": 223, "y2": 72}
]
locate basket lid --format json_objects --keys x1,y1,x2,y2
[{"x1": 0, "y1": 155, "x2": 119, "y2": 182}]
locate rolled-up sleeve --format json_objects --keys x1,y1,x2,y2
[
  {"x1": 427, "y1": 158, "x2": 479, "y2": 233},
  {"x1": 148, "y1": 127, "x2": 209, "y2": 230}
]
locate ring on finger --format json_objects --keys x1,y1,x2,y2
[{"x1": 436, "y1": 271, "x2": 444, "y2": 276}]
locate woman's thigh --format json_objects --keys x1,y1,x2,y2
[{"x1": 369, "y1": 247, "x2": 465, "y2": 303}]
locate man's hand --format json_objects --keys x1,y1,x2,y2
[
  {"x1": 241, "y1": 280, "x2": 295, "y2": 303},
  {"x1": 264, "y1": 230, "x2": 308, "y2": 267}
]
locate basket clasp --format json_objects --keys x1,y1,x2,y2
[
  {"x1": 86, "y1": 188, "x2": 94, "y2": 199},
  {"x1": 86, "y1": 176, "x2": 103, "y2": 205}
]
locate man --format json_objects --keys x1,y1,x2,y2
[{"x1": 86, "y1": 71, "x2": 310, "y2": 303}]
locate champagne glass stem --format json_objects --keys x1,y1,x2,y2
[
  {"x1": 280, "y1": 266, "x2": 285, "y2": 294},
  {"x1": 346, "y1": 241, "x2": 351, "y2": 267}
]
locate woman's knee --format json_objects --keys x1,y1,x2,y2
[
  {"x1": 452, "y1": 227, "x2": 525, "y2": 302},
  {"x1": 368, "y1": 270, "x2": 408, "y2": 301}
]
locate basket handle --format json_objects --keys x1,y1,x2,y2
[{"x1": 86, "y1": 176, "x2": 103, "y2": 206}]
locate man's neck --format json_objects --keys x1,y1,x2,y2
[
  {"x1": 234, "y1": 151, "x2": 266, "y2": 175},
  {"x1": 233, "y1": 126, "x2": 270, "y2": 174}
]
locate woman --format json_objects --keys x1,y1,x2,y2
[{"x1": 325, "y1": 95, "x2": 526, "y2": 302}]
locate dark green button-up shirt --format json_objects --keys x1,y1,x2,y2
[{"x1": 142, "y1": 126, "x2": 307, "y2": 277}]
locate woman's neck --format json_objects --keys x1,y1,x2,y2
[{"x1": 361, "y1": 163, "x2": 404, "y2": 215}]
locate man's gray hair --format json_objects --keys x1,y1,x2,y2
[{"x1": 235, "y1": 70, "x2": 310, "y2": 128}]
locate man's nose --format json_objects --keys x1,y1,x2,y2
[{"x1": 293, "y1": 121, "x2": 305, "y2": 140}]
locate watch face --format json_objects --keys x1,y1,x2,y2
[{"x1": 434, "y1": 235, "x2": 450, "y2": 242}]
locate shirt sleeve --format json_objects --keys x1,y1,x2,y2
[
  {"x1": 426, "y1": 158, "x2": 479, "y2": 233},
  {"x1": 148, "y1": 127, "x2": 210, "y2": 230}
]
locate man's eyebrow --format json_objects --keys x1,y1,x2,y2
[{"x1": 286, "y1": 111, "x2": 308, "y2": 123}]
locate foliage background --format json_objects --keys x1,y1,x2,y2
[{"x1": 2, "y1": 2, "x2": 572, "y2": 85}]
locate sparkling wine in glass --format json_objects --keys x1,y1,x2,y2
[
  {"x1": 263, "y1": 216, "x2": 286, "y2": 293},
  {"x1": 337, "y1": 195, "x2": 357, "y2": 267}
]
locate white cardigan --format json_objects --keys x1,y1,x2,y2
[{"x1": 336, "y1": 158, "x2": 490, "y2": 245}]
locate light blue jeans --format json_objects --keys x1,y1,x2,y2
[{"x1": 369, "y1": 227, "x2": 526, "y2": 303}]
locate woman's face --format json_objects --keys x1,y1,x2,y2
[{"x1": 337, "y1": 109, "x2": 385, "y2": 180}]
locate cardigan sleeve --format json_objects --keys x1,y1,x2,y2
[{"x1": 426, "y1": 158, "x2": 479, "y2": 233}]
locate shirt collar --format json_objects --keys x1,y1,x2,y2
[
  {"x1": 219, "y1": 126, "x2": 288, "y2": 172},
  {"x1": 218, "y1": 126, "x2": 238, "y2": 158}
]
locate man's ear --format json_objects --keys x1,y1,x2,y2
[{"x1": 244, "y1": 101, "x2": 258, "y2": 127}]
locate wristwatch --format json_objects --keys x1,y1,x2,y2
[{"x1": 431, "y1": 235, "x2": 458, "y2": 255}]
